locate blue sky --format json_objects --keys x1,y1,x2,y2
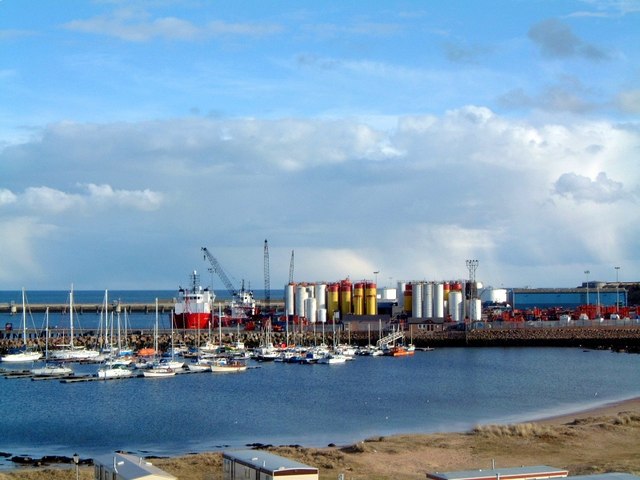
[{"x1": 1, "y1": 0, "x2": 638, "y2": 291}]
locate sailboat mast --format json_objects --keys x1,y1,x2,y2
[
  {"x1": 69, "y1": 285, "x2": 75, "y2": 348},
  {"x1": 21, "y1": 287, "x2": 27, "y2": 347}
]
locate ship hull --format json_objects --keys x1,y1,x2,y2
[{"x1": 173, "y1": 312, "x2": 212, "y2": 330}]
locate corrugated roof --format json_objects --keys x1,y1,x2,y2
[
  {"x1": 93, "y1": 452, "x2": 177, "y2": 480},
  {"x1": 223, "y1": 449, "x2": 318, "y2": 474}
]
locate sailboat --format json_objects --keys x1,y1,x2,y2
[
  {"x1": 143, "y1": 299, "x2": 176, "y2": 378},
  {"x1": 50, "y1": 285, "x2": 100, "y2": 361},
  {"x1": 97, "y1": 290, "x2": 133, "y2": 379},
  {"x1": 31, "y1": 308, "x2": 73, "y2": 377},
  {"x1": 1, "y1": 288, "x2": 43, "y2": 363}
]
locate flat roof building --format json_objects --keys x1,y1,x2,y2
[{"x1": 223, "y1": 449, "x2": 319, "y2": 480}]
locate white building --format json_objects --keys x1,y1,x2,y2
[{"x1": 93, "y1": 452, "x2": 177, "y2": 480}]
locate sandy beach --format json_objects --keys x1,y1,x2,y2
[{"x1": 1, "y1": 397, "x2": 639, "y2": 480}]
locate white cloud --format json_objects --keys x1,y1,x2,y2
[
  {"x1": 0, "y1": 189, "x2": 17, "y2": 205},
  {"x1": 553, "y1": 171, "x2": 629, "y2": 203}
]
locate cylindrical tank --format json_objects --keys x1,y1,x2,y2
[
  {"x1": 423, "y1": 282, "x2": 433, "y2": 318},
  {"x1": 327, "y1": 284, "x2": 340, "y2": 324},
  {"x1": 451, "y1": 282, "x2": 462, "y2": 293},
  {"x1": 480, "y1": 287, "x2": 507, "y2": 304},
  {"x1": 434, "y1": 282, "x2": 444, "y2": 318},
  {"x1": 315, "y1": 283, "x2": 327, "y2": 310},
  {"x1": 285, "y1": 283, "x2": 295, "y2": 316},
  {"x1": 443, "y1": 282, "x2": 450, "y2": 300},
  {"x1": 305, "y1": 297, "x2": 317, "y2": 324},
  {"x1": 295, "y1": 285, "x2": 308, "y2": 318},
  {"x1": 412, "y1": 282, "x2": 423, "y2": 318},
  {"x1": 353, "y1": 282, "x2": 365, "y2": 316},
  {"x1": 317, "y1": 307, "x2": 326, "y2": 324},
  {"x1": 365, "y1": 282, "x2": 377, "y2": 315},
  {"x1": 403, "y1": 283, "x2": 413, "y2": 315},
  {"x1": 339, "y1": 279, "x2": 352, "y2": 316},
  {"x1": 449, "y1": 290, "x2": 463, "y2": 322},
  {"x1": 470, "y1": 298, "x2": 482, "y2": 321}
]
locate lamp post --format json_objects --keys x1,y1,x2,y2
[
  {"x1": 72, "y1": 453, "x2": 79, "y2": 480},
  {"x1": 615, "y1": 266, "x2": 620, "y2": 313},
  {"x1": 373, "y1": 271, "x2": 379, "y2": 286},
  {"x1": 584, "y1": 270, "x2": 590, "y2": 307}
]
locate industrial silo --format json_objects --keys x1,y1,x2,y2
[
  {"x1": 434, "y1": 282, "x2": 444, "y2": 318},
  {"x1": 403, "y1": 283, "x2": 413, "y2": 315},
  {"x1": 285, "y1": 283, "x2": 295, "y2": 317},
  {"x1": 315, "y1": 283, "x2": 327, "y2": 311},
  {"x1": 412, "y1": 282, "x2": 423, "y2": 318},
  {"x1": 339, "y1": 279, "x2": 352, "y2": 316},
  {"x1": 305, "y1": 297, "x2": 317, "y2": 324},
  {"x1": 327, "y1": 283, "x2": 339, "y2": 324},
  {"x1": 353, "y1": 282, "x2": 365, "y2": 315},
  {"x1": 470, "y1": 298, "x2": 482, "y2": 322},
  {"x1": 423, "y1": 282, "x2": 433, "y2": 318},
  {"x1": 365, "y1": 282, "x2": 377, "y2": 315},
  {"x1": 295, "y1": 284, "x2": 308, "y2": 319},
  {"x1": 449, "y1": 290, "x2": 463, "y2": 322}
]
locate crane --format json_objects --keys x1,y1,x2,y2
[
  {"x1": 289, "y1": 250, "x2": 294, "y2": 284},
  {"x1": 263, "y1": 239, "x2": 270, "y2": 309},
  {"x1": 201, "y1": 246, "x2": 238, "y2": 298}
]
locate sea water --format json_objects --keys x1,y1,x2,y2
[{"x1": 0, "y1": 346, "x2": 638, "y2": 469}]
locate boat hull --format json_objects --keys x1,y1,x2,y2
[{"x1": 172, "y1": 312, "x2": 212, "y2": 330}]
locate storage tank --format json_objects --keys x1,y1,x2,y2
[
  {"x1": 365, "y1": 282, "x2": 377, "y2": 315},
  {"x1": 380, "y1": 287, "x2": 396, "y2": 301},
  {"x1": 480, "y1": 287, "x2": 507, "y2": 304},
  {"x1": 295, "y1": 285, "x2": 308, "y2": 318},
  {"x1": 339, "y1": 279, "x2": 352, "y2": 316},
  {"x1": 412, "y1": 282, "x2": 423, "y2": 318},
  {"x1": 353, "y1": 282, "x2": 365, "y2": 315},
  {"x1": 443, "y1": 282, "x2": 450, "y2": 300},
  {"x1": 434, "y1": 282, "x2": 444, "y2": 318},
  {"x1": 449, "y1": 290, "x2": 463, "y2": 322},
  {"x1": 285, "y1": 283, "x2": 295, "y2": 316},
  {"x1": 470, "y1": 298, "x2": 482, "y2": 321},
  {"x1": 327, "y1": 284, "x2": 340, "y2": 324},
  {"x1": 315, "y1": 283, "x2": 327, "y2": 310},
  {"x1": 305, "y1": 297, "x2": 317, "y2": 324},
  {"x1": 423, "y1": 282, "x2": 433, "y2": 318},
  {"x1": 403, "y1": 283, "x2": 413, "y2": 315},
  {"x1": 317, "y1": 307, "x2": 326, "y2": 324}
]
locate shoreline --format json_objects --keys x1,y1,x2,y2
[{"x1": 2, "y1": 396, "x2": 640, "y2": 478}]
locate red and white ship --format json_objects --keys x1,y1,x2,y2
[{"x1": 173, "y1": 270, "x2": 215, "y2": 330}]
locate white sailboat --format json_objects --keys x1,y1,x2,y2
[
  {"x1": 50, "y1": 285, "x2": 100, "y2": 361},
  {"x1": 31, "y1": 308, "x2": 73, "y2": 377},
  {"x1": 1, "y1": 288, "x2": 43, "y2": 363},
  {"x1": 143, "y1": 299, "x2": 176, "y2": 378}
]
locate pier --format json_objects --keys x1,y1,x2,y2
[{"x1": 0, "y1": 301, "x2": 176, "y2": 315}]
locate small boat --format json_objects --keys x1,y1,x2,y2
[
  {"x1": 187, "y1": 359, "x2": 211, "y2": 372},
  {"x1": 97, "y1": 362, "x2": 133, "y2": 379},
  {"x1": 386, "y1": 345, "x2": 415, "y2": 357},
  {"x1": 317, "y1": 353, "x2": 348, "y2": 364},
  {"x1": 142, "y1": 366, "x2": 175, "y2": 378},
  {"x1": 210, "y1": 357, "x2": 247, "y2": 373},
  {"x1": 50, "y1": 286, "x2": 100, "y2": 361},
  {"x1": 1, "y1": 288, "x2": 43, "y2": 363},
  {"x1": 31, "y1": 362, "x2": 73, "y2": 377}
]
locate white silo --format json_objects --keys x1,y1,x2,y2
[
  {"x1": 315, "y1": 283, "x2": 327, "y2": 310},
  {"x1": 412, "y1": 282, "x2": 423, "y2": 318},
  {"x1": 423, "y1": 282, "x2": 433, "y2": 318},
  {"x1": 305, "y1": 297, "x2": 317, "y2": 324},
  {"x1": 470, "y1": 298, "x2": 482, "y2": 321},
  {"x1": 480, "y1": 287, "x2": 507, "y2": 304},
  {"x1": 434, "y1": 282, "x2": 444, "y2": 318},
  {"x1": 285, "y1": 283, "x2": 295, "y2": 316},
  {"x1": 295, "y1": 285, "x2": 308, "y2": 318},
  {"x1": 449, "y1": 290, "x2": 463, "y2": 322},
  {"x1": 317, "y1": 308, "x2": 326, "y2": 324}
]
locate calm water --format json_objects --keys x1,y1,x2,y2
[{"x1": 0, "y1": 347, "x2": 639, "y2": 469}]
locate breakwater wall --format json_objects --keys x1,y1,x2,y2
[{"x1": 1, "y1": 326, "x2": 639, "y2": 355}]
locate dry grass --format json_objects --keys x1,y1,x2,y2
[{"x1": 2, "y1": 405, "x2": 640, "y2": 480}]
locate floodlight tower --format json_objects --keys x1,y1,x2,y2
[{"x1": 466, "y1": 259, "x2": 479, "y2": 300}]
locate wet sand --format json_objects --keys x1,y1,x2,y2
[{"x1": 1, "y1": 397, "x2": 639, "y2": 480}]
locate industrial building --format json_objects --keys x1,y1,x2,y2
[{"x1": 93, "y1": 452, "x2": 177, "y2": 480}]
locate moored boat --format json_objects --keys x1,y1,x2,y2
[
  {"x1": 1, "y1": 288, "x2": 42, "y2": 363},
  {"x1": 210, "y1": 357, "x2": 247, "y2": 373}
]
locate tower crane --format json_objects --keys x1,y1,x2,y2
[{"x1": 264, "y1": 239, "x2": 270, "y2": 309}]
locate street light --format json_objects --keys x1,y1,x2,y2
[
  {"x1": 72, "y1": 453, "x2": 79, "y2": 480},
  {"x1": 584, "y1": 270, "x2": 590, "y2": 307},
  {"x1": 373, "y1": 271, "x2": 379, "y2": 286}
]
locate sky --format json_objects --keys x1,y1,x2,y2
[{"x1": 1, "y1": 0, "x2": 639, "y2": 292}]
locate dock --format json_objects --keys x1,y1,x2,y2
[{"x1": 0, "y1": 301, "x2": 176, "y2": 315}]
